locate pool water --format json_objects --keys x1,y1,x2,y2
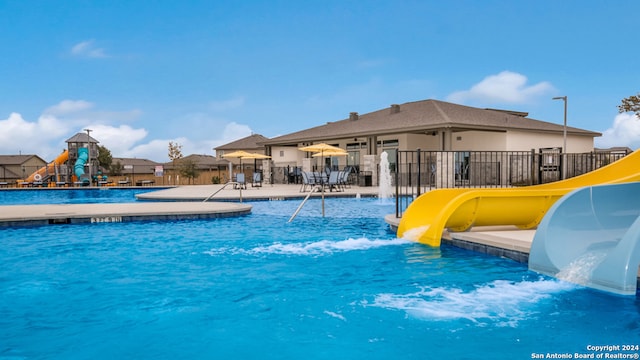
[
  {"x1": 1, "y1": 195, "x2": 639, "y2": 359},
  {"x1": 0, "y1": 188, "x2": 161, "y2": 205}
]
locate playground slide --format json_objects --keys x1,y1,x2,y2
[
  {"x1": 397, "y1": 150, "x2": 640, "y2": 246},
  {"x1": 74, "y1": 147, "x2": 89, "y2": 182},
  {"x1": 25, "y1": 150, "x2": 69, "y2": 182},
  {"x1": 529, "y1": 182, "x2": 640, "y2": 295}
]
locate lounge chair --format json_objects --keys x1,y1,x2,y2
[
  {"x1": 252, "y1": 172, "x2": 262, "y2": 188},
  {"x1": 300, "y1": 171, "x2": 317, "y2": 192},
  {"x1": 327, "y1": 171, "x2": 342, "y2": 192},
  {"x1": 234, "y1": 173, "x2": 246, "y2": 189},
  {"x1": 339, "y1": 168, "x2": 352, "y2": 189}
]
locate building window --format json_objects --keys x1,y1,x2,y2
[
  {"x1": 279, "y1": 150, "x2": 284, "y2": 157},
  {"x1": 347, "y1": 151, "x2": 360, "y2": 168},
  {"x1": 377, "y1": 139, "x2": 399, "y2": 147}
]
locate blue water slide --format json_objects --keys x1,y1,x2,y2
[
  {"x1": 529, "y1": 182, "x2": 640, "y2": 295},
  {"x1": 74, "y1": 147, "x2": 89, "y2": 181}
]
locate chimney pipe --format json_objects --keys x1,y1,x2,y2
[
  {"x1": 390, "y1": 104, "x2": 400, "y2": 114},
  {"x1": 349, "y1": 112, "x2": 359, "y2": 121}
]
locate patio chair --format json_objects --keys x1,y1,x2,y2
[
  {"x1": 339, "y1": 168, "x2": 352, "y2": 189},
  {"x1": 327, "y1": 171, "x2": 342, "y2": 192},
  {"x1": 234, "y1": 173, "x2": 246, "y2": 189},
  {"x1": 300, "y1": 171, "x2": 317, "y2": 192},
  {"x1": 251, "y1": 172, "x2": 262, "y2": 188}
]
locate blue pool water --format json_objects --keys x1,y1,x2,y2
[
  {"x1": 0, "y1": 188, "x2": 160, "y2": 205},
  {"x1": 1, "y1": 193, "x2": 639, "y2": 359}
]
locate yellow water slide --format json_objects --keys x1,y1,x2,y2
[
  {"x1": 25, "y1": 150, "x2": 69, "y2": 183},
  {"x1": 397, "y1": 150, "x2": 640, "y2": 246}
]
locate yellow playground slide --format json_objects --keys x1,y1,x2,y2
[
  {"x1": 25, "y1": 150, "x2": 69, "y2": 183},
  {"x1": 397, "y1": 150, "x2": 640, "y2": 246}
]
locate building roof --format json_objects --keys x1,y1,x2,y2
[
  {"x1": 111, "y1": 157, "x2": 161, "y2": 174},
  {"x1": 164, "y1": 154, "x2": 229, "y2": 169},
  {"x1": 0, "y1": 154, "x2": 47, "y2": 165},
  {"x1": 66, "y1": 132, "x2": 100, "y2": 143},
  {"x1": 112, "y1": 157, "x2": 160, "y2": 167},
  {"x1": 263, "y1": 99, "x2": 601, "y2": 145},
  {"x1": 215, "y1": 134, "x2": 270, "y2": 151}
]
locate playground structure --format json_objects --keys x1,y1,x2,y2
[{"x1": 19, "y1": 132, "x2": 103, "y2": 187}]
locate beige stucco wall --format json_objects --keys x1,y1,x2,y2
[
  {"x1": 451, "y1": 131, "x2": 507, "y2": 151},
  {"x1": 403, "y1": 133, "x2": 441, "y2": 151},
  {"x1": 506, "y1": 130, "x2": 594, "y2": 152},
  {"x1": 271, "y1": 146, "x2": 302, "y2": 166}
]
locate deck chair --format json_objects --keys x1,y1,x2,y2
[
  {"x1": 327, "y1": 171, "x2": 342, "y2": 192},
  {"x1": 234, "y1": 173, "x2": 246, "y2": 189},
  {"x1": 300, "y1": 171, "x2": 317, "y2": 192},
  {"x1": 339, "y1": 168, "x2": 352, "y2": 189},
  {"x1": 251, "y1": 172, "x2": 262, "y2": 188}
]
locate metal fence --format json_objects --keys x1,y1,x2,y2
[{"x1": 394, "y1": 150, "x2": 628, "y2": 218}]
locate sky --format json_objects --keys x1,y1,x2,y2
[{"x1": 1, "y1": 0, "x2": 639, "y2": 162}]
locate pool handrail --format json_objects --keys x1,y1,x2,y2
[
  {"x1": 288, "y1": 185, "x2": 322, "y2": 222},
  {"x1": 202, "y1": 182, "x2": 245, "y2": 203}
]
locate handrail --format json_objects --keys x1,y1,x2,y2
[
  {"x1": 288, "y1": 185, "x2": 322, "y2": 222},
  {"x1": 202, "y1": 182, "x2": 244, "y2": 203}
]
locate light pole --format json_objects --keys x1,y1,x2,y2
[
  {"x1": 552, "y1": 96, "x2": 567, "y2": 179},
  {"x1": 84, "y1": 128, "x2": 92, "y2": 185}
]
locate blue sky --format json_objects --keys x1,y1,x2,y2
[{"x1": 1, "y1": 0, "x2": 638, "y2": 162}]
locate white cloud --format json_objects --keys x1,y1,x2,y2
[
  {"x1": 595, "y1": 113, "x2": 640, "y2": 150},
  {"x1": 71, "y1": 40, "x2": 108, "y2": 58},
  {"x1": 0, "y1": 100, "x2": 256, "y2": 163},
  {"x1": 44, "y1": 100, "x2": 94, "y2": 115},
  {"x1": 0, "y1": 112, "x2": 70, "y2": 159},
  {"x1": 221, "y1": 122, "x2": 252, "y2": 142},
  {"x1": 447, "y1": 71, "x2": 555, "y2": 104},
  {"x1": 89, "y1": 124, "x2": 149, "y2": 156},
  {"x1": 209, "y1": 96, "x2": 246, "y2": 112}
]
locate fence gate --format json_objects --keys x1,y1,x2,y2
[{"x1": 538, "y1": 147, "x2": 562, "y2": 184}]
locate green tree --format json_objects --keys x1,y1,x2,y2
[
  {"x1": 96, "y1": 145, "x2": 113, "y2": 170},
  {"x1": 178, "y1": 158, "x2": 200, "y2": 184},
  {"x1": 618, "y1": 93, "x2": 640, "y2": 118}
]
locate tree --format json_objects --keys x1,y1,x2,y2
[
  {"x1": 96, "y1": 145, "x2": 113, "y2": 170},
  {"x1": 618, "y1": 93, "x2": 640, "y2": 118},
  {"x1": 178, "y1": 158, "x2": 200, "y2": 184},
  {"x1": 168, "y1": 141, "x2": 183, "y2": 163},
  {"x1": 168, "y1": 141, "x2": 183, "y2": 184}
]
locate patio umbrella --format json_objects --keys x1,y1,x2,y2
[
  {"x1": 298, "y1": 143, "x2": 346, "y2": 217},
  {"x1": 222, "y1": 151, "x2": 270, "y2": 171}
]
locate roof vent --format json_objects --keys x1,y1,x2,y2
[
  {"x1": 349, "y1": 112, "x2": 359, "y2": 121},
  {"x1": 390, "y1": 104, "x2": 400, "y2": 114}
]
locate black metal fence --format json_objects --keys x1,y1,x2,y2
[{"x1": 394, "y1": 150, "x2": 628, "y2": 218}]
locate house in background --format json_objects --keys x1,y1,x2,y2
[
  {"x1": 108, "y1": 157, "x2": 161, "y2": 185},
  {"x1": 262, "y1": 99, "x2": 601, "y2": 173},
  {"x1": 163, "y1": 154, "x2": 230, "y2": 184},
  {"x1": 214, "y1": 133, "x2": 270, "y2": 179},
  {"x1": 0, "y1": 154, "x2": 47, "y2": 184}
]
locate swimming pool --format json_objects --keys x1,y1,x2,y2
[
  {"x1": 1, "y1": 195, "x2": 639, "y2": 359},
  {"x1": 0, "y1": 188, "x2": 162, "y2": 205}
]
